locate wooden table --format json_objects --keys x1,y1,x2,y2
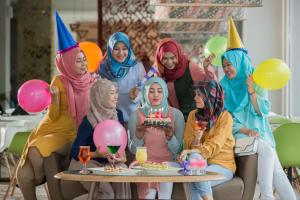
[{"x1": 55, "y1": 170, "x2": 224, "y2": 200}]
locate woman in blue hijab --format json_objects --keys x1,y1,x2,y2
[
  {"x1": 220, "y1": 49, "x2": 296, "y2": 200},
  {"x1": 99, "y1": 32, "x2": 146, "y2": 122}
]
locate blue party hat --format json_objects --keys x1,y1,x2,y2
[{"x1": 55, "y1": 11, "x2": 78, "y2": 53}]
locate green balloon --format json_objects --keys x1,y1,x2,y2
[{"x1": 204, "y1": 36, "x2": 227, "y2": 67}]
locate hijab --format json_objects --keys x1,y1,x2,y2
[
  {"x1": 220, "y1": 49, "x2": 254, "y2": 112},
  {"x1": 86, "y1": 78, "x2": 118, "y2": 128},
  {"x1": 140, "y1": 77, "x2": 169, "y2": 117},
  {"x1": 155, "y1": 38, "x2": 189, "y2": 81},
  {"x1": 99, "y1": 32, "x2": 137, "y2": 81},
  {"x1": 55, "y1": 47, "x2": 94, "y2": 127},
  {"x1": 194, "y1": 80, "x2": 225, "y2": 129}
]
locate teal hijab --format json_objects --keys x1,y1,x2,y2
[
  {"x1": 140, "y1": 77, "x2": 169, "y2": 117},
  {"x1": 220, "y1": 49, "x2": 274, "y2": 147},
  {"x1": 220, "y1": 49, "x2": 254, "y2": 112}
]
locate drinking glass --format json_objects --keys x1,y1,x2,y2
[
  {"x1": 78, "y1": 146, "x2": 91, "y2": 174},
  {"x1": 107, "y1": 144, "x2": 120, "y2": 166},
  {"x1": 136, "y1": 147, "x2": 147, "y2": 165}
]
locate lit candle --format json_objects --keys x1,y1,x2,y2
[{"x1": 155, "y1": 109, "x2": 160, "y2": 118}]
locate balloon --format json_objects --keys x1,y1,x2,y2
[
  {"x1": 79, "y1": 42, "x2": 103, "y2": 73},
  {"x1": 93, "y1": 120, "x2": 127, "y2": 156},
  {"x1": 204, "y1": 36, "x2": 227, "y2": 67},
  {"x1": 253, "y1": 58, "x2": 291, "y2": 90},
  {"x1": 18, "y1": 79, "x2": 51, "y2": 113}
]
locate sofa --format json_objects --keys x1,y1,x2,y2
[{"x1": 44, "y1": 143, "x2": 257, "y2": 200}]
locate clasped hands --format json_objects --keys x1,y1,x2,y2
[{"x1": 94, "y1": 149, "x2": 126, "y2": 163}]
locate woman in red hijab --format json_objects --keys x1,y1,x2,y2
[{"x1": 155, "y1": 38, "x2": 216, "y2": 120}]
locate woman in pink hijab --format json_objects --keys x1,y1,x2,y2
[
  {"x1": 16, "y1": 12, "x2": 94, "y2": 200},
  {"x1": 155, "y1": 38, "x2": 216, "y2": 121}
]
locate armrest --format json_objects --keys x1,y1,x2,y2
[{"x1": 235, "y1": 154, "x2": 258, "y2": 200}]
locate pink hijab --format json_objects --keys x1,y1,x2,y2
[{"x1": 55, "y1": 47, "x2": 94, "y2": 127}]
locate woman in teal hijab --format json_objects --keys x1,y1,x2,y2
[
  {"x1": 220, "y1": 49, "x2": 296, "y2": 200},
  {"x1": 128, "y1": 77, "x2": 185, "y2": 199}
]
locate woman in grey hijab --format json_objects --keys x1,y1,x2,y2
[{"x1": 69, "y1": 78, "x2": 131, "y2": 199}]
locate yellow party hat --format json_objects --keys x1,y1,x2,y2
[{"x1": 227, "y1": 16, "x2": 244, "y2": 50}]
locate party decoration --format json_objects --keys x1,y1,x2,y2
[
  {"x1": 253, "y1": 58, "x2": 291, "y2": 90},
  {"x1": 18, "y1": 79, "x2": 51, "y2": 113},
  {"x1": 93, "y1": 120, "x2": 127, "y2": 155},
  {"x1": 79, "y1": 42, "x2": 103, "y2": 73},
  {"x1": 137, "y1": 66, "x2": 159, "y2": 88},
  {"x1": 55, "y1": 11, "x2": 77, "y2": 52},
  {"x1": 227, "y1": 16, "x2": 244, "y2": 50},
  {"x1": 204, "y1": 36, "x2": 227, "y2": 66}
]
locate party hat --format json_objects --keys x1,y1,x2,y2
[
  {"x1": 227, "y1": 16, "x2": 244, "y2": 50},
  {"x1": 55, "y1": 11, "x2": 78, "y2": 53}
]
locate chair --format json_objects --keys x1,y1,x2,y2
[
  {"x1": 44, "y1": 143, "x2": 257, "y2": 200},
  {"x1": 269, "y1": 116, "x2": 294, "y2": 131},
  {"x1": 273, "y1": 123, "x2": 300, "y2": 185},
  {"x1": 3, "y1": 131, "x2": 51, "y2": 200},
  {"x1": 269, "y1": 116, "x2": 294, "y2": 124}
]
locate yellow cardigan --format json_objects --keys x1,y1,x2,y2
[
  {"x1": 184, "y1": 110, "x2": 236, "y2": 173},
  {"x1": 20, "y1": 76, "x2": 77, "y2": 166}
]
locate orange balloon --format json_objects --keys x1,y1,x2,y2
[{"x1": 79, "y1": 42, "x2": 103, "y2": 73}]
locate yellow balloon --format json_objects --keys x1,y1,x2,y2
[{"x1": 253, "y1": 58, "x2": 290, "y2": 90}]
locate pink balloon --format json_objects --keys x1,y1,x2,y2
[
  {"x1": 93, "y1": 120, "x2": 127, "y2": 156},
  {"x1": 18, "y1": 79, "x2": 51, "y2": 113}
]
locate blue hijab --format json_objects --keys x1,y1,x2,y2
[
  {"x1": 220, "y1": 49, "x2": 274, "y2": 147},
  {"x1": 99, "y1": 32, "x2": 137, "y2": 81},
  {"x1": 140, "y1": 77, "x2": 169, "y2": 117},
  {"x1": 220, "y1": 49, "x2": 254, "y2": 112}
]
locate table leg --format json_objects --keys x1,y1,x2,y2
[{"x1": 87, "y1": 182, "x2": 99, "y2": 200}]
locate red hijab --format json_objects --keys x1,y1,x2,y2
[
  {"x1": 155, "y1": 39, "x2": 189, "y2": 81},
  {"x1": 55, "y1": 47, "x2": 94, "y2": 127}
]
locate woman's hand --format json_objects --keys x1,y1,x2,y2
[
  {"x1": 49, "y1": 86, "x2": 59, "y2": 104},
  {"x1": 246, "y1": 75, "x2": 255, "y2": 94},
  {"x1": 136, "y1": 125, "x2": 146, "y2": 139},
  {"x1": 246, "y1": 129, "x2": 260, "y2": 137},
  {"x1": 129, "y1": 86, "x2": 139, "y2": 100},
  {"x1": 107, "y1": 152, "x2": 126, "y2": 163},
  {"x1": 192, "y1": 128, "x2": 205, "y2": 146},
  {"x1": 164, "y1": 127, "x2": 174, "y2": 140},
  {"x1": 93, "y1": 149, "x2": 109, "y2": 158},
  {"x1": 156, "y1": 126, "x2": 173, "y2": 140},
  {"x1": 203, "y1": 53, "x2": 215, "y2": 68},
  {"x1": 178, "y1": 149, "x2": 191, "y2": 163}
]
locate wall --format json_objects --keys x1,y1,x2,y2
[
  {"x1": 290, "y1": 0, "x2": 300, "y2": 118},
  {"x1": 243, "y1": 0, "x2": 283, "y2": 114},
  {"x1": 0, "y1": 0, "x2": 12, "y2": 108}
]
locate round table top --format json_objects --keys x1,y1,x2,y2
[{"x1": 55, "y1": 170, "x2": 224, "y2": 183}]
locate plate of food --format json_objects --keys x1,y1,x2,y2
[
  {"x1": 88, "y1": 166, "x2": 139, "y2": 176},
  {"x1": 132, "y1": 162, "x2": 182, "y2": 175}
]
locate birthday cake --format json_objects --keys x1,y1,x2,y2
[{"x1": 142, "y1": 117, "x2": 172, "y2": 128}]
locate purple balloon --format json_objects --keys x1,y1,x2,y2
[
  {"x1": 93, "y1": 120, "x2": 127, "y2": 156},
  {"x1": 18, "y1": 79, "x2": 51, "y2": 113}
]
